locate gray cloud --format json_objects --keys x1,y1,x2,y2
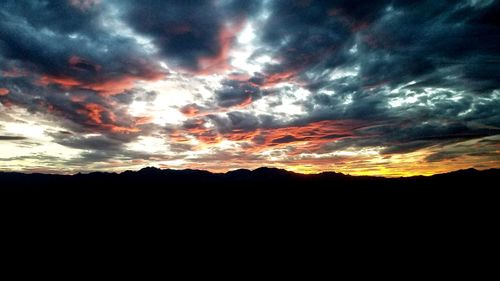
[
  {"x1": 215, "y1": 79, "x2": 264, "y2": 108},
  {"x1": 0, "y1": 135, "x2": 27, "y2": 141},
  {"x1": 119, "y1": 0, "x2": 261, "y2": 72}
]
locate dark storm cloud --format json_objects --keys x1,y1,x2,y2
[
  {"x1": 257, "y1": 0, "x2": 500, "y2": 92},
  {"x1": 424, "y1": 135, "x2": 500, "y2": 163},
  {"x1": 379, "y1": 122, "x2": 499, "y2": 154},
  {"x1": 251, "y1": 0, "x2": 500, "y2": 131},
  {"x1": 55, "y1": 134, "x2": 125, "y2": 151},
  {"x1": 357, "y1": 0, "x2": 500, "y2": 92},
  {"x1": 205, "y1": 111, "x2": 282, "y2": 136},
  {"x1": 1, "y1": 0, "x2": 99, "y2": 35},
  {"x1": 315, "y1": 118, "x2": 500, "y2": 157},
  {"x1": 119, "y1": 0, "x2": 261, "y2": 72},
  {"x1": 215, "y1": 79, "x2": 265, "y2": 108},
  {"x1": 238, "y1": 0, "x2": 500, "y2": 156},
  {"x1": 0, "y1": 0, "x2": 164, "y2": 92}
]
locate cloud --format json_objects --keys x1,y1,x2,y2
[
  {"x1": 0, "y1": 135, "x2": 26, "y2": 141},
  {"x1": 215, "y1": 79, "x2": 265, "y2": 108},
  {"x1": 1, "y1": 0, "x2": 499, "y2": 174},
  {"x1": 180, "y1": 104, "x2": 202, "y2": 117},
  {"x1": 171, "y1": 114, "x2": 359, "y2": 155},
  {"x1": 56, "y1": 133, "x2": 124, "y2": 151},
  {"x1": 425, "y1": 136, "x2": 500, "y2": 163},
  {"x1": 120, "y1": 0, "x2": 260, "y2": 73},
  {"x1": 0, "y1": 0, "x2": 165, "y2": 96},
  {"x1": 69, "y1": 0, "x2": 100, "y2": 11}
]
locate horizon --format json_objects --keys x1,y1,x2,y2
[
  {"x1": 1, "y1": 165, "x2": 497, "y2": 179},
  {"x1": 1, "y1": 0, "x2": 499, "y2": 177}
]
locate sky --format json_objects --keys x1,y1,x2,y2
[{"x1": 0, "y1": 0, "x2": 499, "y2": 176}]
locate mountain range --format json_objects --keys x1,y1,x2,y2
[
  {"x1": 1, "y1": 167, "x2": 498, "y2": 222},
  {"x1": 1, "y1": 167, "x2": 498, "y2": 195}
]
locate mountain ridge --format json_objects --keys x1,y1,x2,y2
[
  {"x1": 1, "y1": 167, "x2": 498, "y2": 217},
  {"x1": 1, "y1": 166, "x2": 496, "y2": 178},
  {"x1": 1, "y1": 166, "x2": 498, "y2": 193}
]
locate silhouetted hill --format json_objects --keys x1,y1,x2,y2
[
  {"x1": 1, "y1": 167, "x2": 498, "y2": 195},
  {"x1": 1, "y1": 167, "x2": 498, "y2": 224}
]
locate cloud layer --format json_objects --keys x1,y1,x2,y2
[{"x1": 1, "y1": 0, "x2": 499, "y2": 176}]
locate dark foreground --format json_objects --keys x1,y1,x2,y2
[
  {"x1": 1, "y1": 168, "x2": 497, "y2": 274},
  {"x1": 1, "y1": 167, "x2": 498, "y2": 236},
  {"x1": 1, "y1": 167, "x2": 498, "y2": 201}
]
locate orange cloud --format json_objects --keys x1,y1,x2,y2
[
  {"x1": 70, "y1": 94, "x2": 87, "y2": 103},
  {"x1": 180, "y1": 104, "x2": 200, "y2": 117},
  {"x1": 261, "y1": 71, "x2": 298, "y2": 87},
  {"x1": 172, "y1": 119, "x2": 359, "y2": 152},
  {"x1": 0, "y1": 88, "x2": 9, "y2": 96},
  {"x1": 197, "y1": 21, "x2": 245, "y2": 75},
  {"x1": 106, "y1": 125, "x2": 140, "y2": 134},
  {"x1": 230, "y1": 120, "x2": 357, "y2": 154},
  {"x1": 38, "y1": 75, "x2": 81, "y2": 88},
  {"x1": 84, "y1": 76, "x2": 138, "y2": 96},
  {"x1": 169, "y1": 118, "x2": 221, "y2": 145},
  {"x1": 35, "y1": 55, "x2": 166, "y2": 95},
  {"x1": 185, "y1": 119, "x2": 221, "y2": 144},
  {"x1": 0, "y1": 100, "x2": 13, "y2": 108},
  {"x1": 78, "y1": 103, "x2": 104, "y2": 124},
  {"x1": 134, "y1": 116, "x2": 153, "y2": 125},
  {"x1": 38, "y1": 70, "x2": 165, "y2": 96},
  {"x1": 77, "y1": 103, "x2": 141, "y2": 134},
  {"x1": 234, "y1": 96, "x2": 253, "y2": 108}
]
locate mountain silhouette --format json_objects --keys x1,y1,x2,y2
[
  {"x1": 1, "y1": 167, "x2": 498, "y2": 195},
  {"x1": 1, "y1": 167, "x2": 498, "y2": 222}
]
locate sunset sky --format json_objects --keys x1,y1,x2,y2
[{"x1": 0, "y1": 0, "x2": 499, "y2": 176}]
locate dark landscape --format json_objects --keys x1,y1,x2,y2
[
  {"x1": 2, "y1": 167, "x2": 498, "y2": 197},
  {"x1": 2, "y1": 167, "x2": 499, "y2": 222},
  {"x1": 1, "y1": 167, "x2": 498, "y2": 233},
  {"x1": 1, "y1": 1, "x2": 499, "y2": 256}
]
